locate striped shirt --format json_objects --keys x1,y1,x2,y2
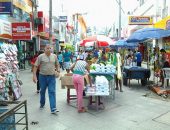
[{"x1": 73, "y1": 60, "x2": 87, "y2": 75}]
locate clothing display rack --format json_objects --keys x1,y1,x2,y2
[{"x1": 0, "y1": 42, "x2": 22, "y2": 101}]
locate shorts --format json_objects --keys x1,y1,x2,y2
[{"x1": 64, "y1": 62, "x2": 71, "y2": 69}]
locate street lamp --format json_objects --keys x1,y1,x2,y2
[
  {"x1": 118, "y1": 0, "x2": 121, "y2": 39},
  {"x1": 115, "y1": 0, "x2": 125, "y2": 39},
  {"x1": 49, "y1": 0, "x2": 53, "y2": 45}
]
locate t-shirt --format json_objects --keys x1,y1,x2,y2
[
  {"x1": 34, "y1": 53, "x2": 59, "y2": 75},
  {"x1": 63, "y1": 52, "x2": 72, "y2": 62},
  {"x1": 73, "y1": 60, "x2": 87, "y2": 75},
  {"x1": 136, "y1": 52, "x2": 142, "y2": 62},
  {"x1": 58, "y1": 54, "x2": 63, "y2": 63}
]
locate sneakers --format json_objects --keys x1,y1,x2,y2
[
  {"x1": 51, "y1": 109, "x2": 59, "y2": 114},
  {"x1": 39, "y1": 105, "x2": 44, "y2": 110}
]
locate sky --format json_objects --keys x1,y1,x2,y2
[{"x1": 38, "y1": 0, "x2": 138, "y2": 28}]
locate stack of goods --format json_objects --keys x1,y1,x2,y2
[
  {"x1": 95, "y1": 76, "x2": 109, "y2": 95},
  {"x1": 0, "y1": 43, "x2": 22, "y2": 101},
  {"x1": 90, "y1": 64, "x2": 116, "y2": 73},
  {"x1": 86, "y1": 76, "x2": 109, "y2": 96}
]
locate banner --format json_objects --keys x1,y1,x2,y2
[
  {"x1": 0, "y1": 0, "x2": 13, "y2": 14},
  {"x1": 13, "y1": 0, "x2": 32, "y2": 13},
  {"x1": 12, "y1": 22, "x2": 32, "y2": 40}
]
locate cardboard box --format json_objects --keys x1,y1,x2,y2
[{"x1": 60, "y1": 74, "x2": 74, "y2": 89}]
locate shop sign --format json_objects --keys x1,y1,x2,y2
[
  {"x1": 12, "y1": 22, "x2": 32, "y2": 40},
  {"x1": 13, "y1": 0, "x2": 32, "y2": 13},
  {"x1": 0, "y1": 19, "x2": 11, "y2": 35},
  {"x1": 128, "y1": 16, "x2": 153, "y2": 25},
  {"x1": 166, "y1": 20, "x2": 170, "y2": 30},
  {"x1": 59, "y1": 16, "x2": 67, "y2": 22},
  {"x1": 0, "y1": 0, "x2": 13, "y2": 14}
]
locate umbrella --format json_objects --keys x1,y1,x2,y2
[
  {"x1": 114, "y1": 40, "x2": 127, "y2": 46},
  {"x1": 110, "y1": 39, "x2": 138, "y2": 48},
  {"x1": 79, "y1": 35, "x2": 114, "y2": 47},
  {"x1": 126, "y1": 27, "x2": 170, "y2": 42}
]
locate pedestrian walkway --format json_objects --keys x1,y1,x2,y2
[{"x1": 19, "y1": 69, "x2": 170, "y2": 130}]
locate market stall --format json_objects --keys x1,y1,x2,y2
[
  {"x1": 123, "y1": 66, "x2": 151, "y2": 87},
  {"x1": 85, "y1": 64, "x2": 116, "y2": 110}
]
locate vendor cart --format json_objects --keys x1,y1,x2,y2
[{"x1": 123, "y1": 66, "x2": 151, "y2": 87}]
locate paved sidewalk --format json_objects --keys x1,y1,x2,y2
[{"x1": 19, "y1": 69, "x2": 170, "y2": 130}]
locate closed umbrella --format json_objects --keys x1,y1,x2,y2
[{"x1": 127, "y1": 27, "x2": 170, "y2": 42}]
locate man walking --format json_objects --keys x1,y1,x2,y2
[{"x1": 33, "y1": 44, "x2": 60, "y2": 114}]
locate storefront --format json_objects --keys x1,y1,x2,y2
[
  {"x1": 12, "y1": 22, "x2": 33, "y2": 69},
  {"x1": 154, "y1": 16, "x2": 170, "y2": 63}
]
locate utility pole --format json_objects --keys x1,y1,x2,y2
[
  {"x1": 118, "y1": 0, "x2": 121, "y2": 39},
  {"x1": 49, "y1": 0, "x2": 53, "y2": 45}
]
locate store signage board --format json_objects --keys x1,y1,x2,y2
[
  {"x1": 128, "y1": 16, "x2": 153, "y2": 25},
  {"x1": 12, "y1": 22, "x2": 32, "y2": 40},
  {"x1": 59, "y1": 16, "x2": 67, "y2": 22},
  {"x1": 0, "y1": 0, "x2": 13, "y2": 15}
]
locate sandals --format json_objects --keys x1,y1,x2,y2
[{"x1": 78, "y1": 107, "x2": 87, "y2": 113}]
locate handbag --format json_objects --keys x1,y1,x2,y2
[{"x1": 55, "y1": 71, "x2": 60, "y2": 78}]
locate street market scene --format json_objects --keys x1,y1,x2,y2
[{"x1": 1, "y1": 0, "x2": 170, "y2": 130}]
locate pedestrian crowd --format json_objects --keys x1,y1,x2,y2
[{"x1": 31, "y1": 44, "x2": 169, "y2": 114}]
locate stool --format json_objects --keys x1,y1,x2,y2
[{"x1": 66, "y1": 88, "x2": 77, "y2": 104}]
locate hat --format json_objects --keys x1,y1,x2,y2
[{"x1": 160, "y1": 49, "x2": 166, "y2": 53}]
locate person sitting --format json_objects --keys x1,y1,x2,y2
[
  {"x1": 125, "y1": 55, "x2": 133, "y2": 66},
  {"x1": 160, "y1": 61, "x2": 170, "y2": 87}
]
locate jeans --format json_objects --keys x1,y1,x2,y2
[{"x1": 39, "y1": 74, "x2": 56, "y2": 112}]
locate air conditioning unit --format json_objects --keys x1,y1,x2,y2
[{"x1": 35, "y1": 18, "x2": 43, "y2": 25}]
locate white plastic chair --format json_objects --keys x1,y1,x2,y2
[{"x1": 162, "y1": 68, "x2": 170, "y2": 88}]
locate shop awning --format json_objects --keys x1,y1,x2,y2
[
  {"x1": 0, "y1": 34, "x2": 12, "y2": 39},
  {"x1": 154, "y1": 16, "x2": 170, "y2": 29}
]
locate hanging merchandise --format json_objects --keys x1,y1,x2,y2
[{"x1": 0, "y1": 42, "x2": 22, "y2": 101}]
